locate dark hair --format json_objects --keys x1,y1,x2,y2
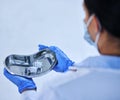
[{"x1": 84, "y1": 0, "x2": 120, "y2": 38}]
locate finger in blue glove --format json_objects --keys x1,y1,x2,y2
[
  {"x1": 38, "y1": 44, "x2": 74, "y2": 72},
  {"x1": 4, "y1": 68, "x2": 37, "y2": 93},
  {"x1": 38, "y1": 44, "x2": 48, "y2": 50}
]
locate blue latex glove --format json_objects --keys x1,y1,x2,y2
[
  {"x1": 38, "y1": 44, "x2": 74, "y2": 72},
  {"x1": 4, "y1": 68, "x2": 36, "y2": 93}
]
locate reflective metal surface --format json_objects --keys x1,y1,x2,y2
[{"x1": 4, "y1": 49, "x2": 57, "y2": 78}]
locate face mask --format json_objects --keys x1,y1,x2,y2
[{"x1": 84, "y1": 15, "x2": 101, "y2": 48}]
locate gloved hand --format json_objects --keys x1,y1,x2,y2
[
  {"x1": 4, "y1": 68, "x2": 37, "y2": 93},
  {"x1": 38, "y1": 44, "x2": 74, "y2": 72}
]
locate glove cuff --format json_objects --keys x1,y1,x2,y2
[{"x1": 19, "y1": 80, "x2": 37, "y2": 93}]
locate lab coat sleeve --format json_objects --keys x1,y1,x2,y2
[
  {"x1": 21, "y1": 85, "x2": 58, "y2": 100},
  {"x1": 21, "y1": 90, "x2": 38, "y2": 100}
]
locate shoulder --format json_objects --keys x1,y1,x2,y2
[{"x1": 76, "y1": 55, "x2": 115, "y2": 68}]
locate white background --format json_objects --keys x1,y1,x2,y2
[{"x1": 0, "y1": 0, "x2": 98, "y2": 99}]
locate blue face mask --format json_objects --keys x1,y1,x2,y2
[{"x1": 84, "y1": 15, "x2": 101, "y2": 48}]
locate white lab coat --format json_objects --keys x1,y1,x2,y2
[{"x1": 21, "y1": 55, "x2": 120, "y2": 100}]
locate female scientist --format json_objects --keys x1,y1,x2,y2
[{"x1": 4, "y1": 0, "x2": 120, "y2": 100}]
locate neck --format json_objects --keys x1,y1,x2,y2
[
  {"x1": 100, "y1": 44, "x2": 120, "y2": 56},
  {"x1": 98, "y1": 31, "x2": 120, "y2": 56}
]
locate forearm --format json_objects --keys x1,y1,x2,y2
[{"x1": 21, "y1": 90, "x2": 38, "y2": 100}]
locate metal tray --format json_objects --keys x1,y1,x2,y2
[{"x1": 4, "y1": 49, "x2": 57, "y2": 78}]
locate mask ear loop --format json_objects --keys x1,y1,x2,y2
[
  {"x1": 86, "y1": 14, "x2": 102, "y2": 49},
  {"x1": 86, "y1": 14, "x2": 95, "y2": 27},
  {"x1": 95, "y1": 17, "x2": 102, "y2": 46}
]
